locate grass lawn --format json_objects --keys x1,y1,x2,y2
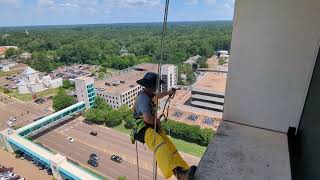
[
  {"x1": 0, "y1": 70, "x2": 21, "y2": 77},
  {"x1": 170, "y1": 137, "x2": 206, "y2": 157},
  {"x1": 80, "y1": 165, "x2": 109, "y2": 180},
  {"x1": 5, "y1": 88, "x2": 61, "y2": 102},
  {"x1": 112, "y1": 122, "x2": 132, "y2": 134},
  {"x1": 111, "y1": 122, "x2": 207, "y2": 157}
]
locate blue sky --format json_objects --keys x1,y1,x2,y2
[{"x1": 0, "y1": 0, "x2": 235, "y2": 27}]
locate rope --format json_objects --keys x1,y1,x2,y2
[
  {"x1": 135, "y1": 140, "x2": 140, "y2": 180},
  {"x1": 153, "y1": 0, "x2": 170, "y2": 180}
]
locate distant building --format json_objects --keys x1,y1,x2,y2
[
  {"x1": 75, "y1": 76, "x2": 96, "y2": 109},
  {"x1": 0, "y1": 60, "x2": 17, "y2": 70},
  {"x1": 95, "y1": 63, "x2": 178, "y2": 109},
  {"x1": 184, "y1": 55, "x2": 201, "y2": 65},
  {"x1": 17, "y1": 67, "x2": 63, "y2": 94},
  {"x1": 191, "y1": 72, "x2": 226, "y2": 112},
  {"x1": 217, "y1": 50, "x2": 230, "y2": 59},
  {"x1": 19, "y1": 52, "x2": 31, "y2": 60},
  {"x1": 0, "y1": 64, "x2": 9, "y2": 71}
]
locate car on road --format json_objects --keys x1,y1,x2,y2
[
  {"x1": 89, "y1": 153, "x2": 99, "y2": 161},
  {"x1": 111, "y1": 155, "x2": 124, "y2": 163},
  {"x1": 87, "y1": 159, "x2": 98, "y2": 167},
  {"x1": 66, "y1": 137, "x2": 74, "y2": 143},
  {"x1": 90, "y1": 131, "x2": 98, "y2": 136}
]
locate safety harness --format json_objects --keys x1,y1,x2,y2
[{"x1": 130, "y1": 88, "x2": 178, "y2": 144}]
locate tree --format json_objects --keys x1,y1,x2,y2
[
  {"x1": 117, "y1": 105, "x2": 135, "y2": 129},
  {"x1": 52, "y1": 88, "x2": 76, "y2": 111},
  {"x1": 98, "y1": 72, "x2": 105, "y2": 79},
  {"x1": 105, "y1": 110, "x2": 122, "y2": 127},
  {"x1": 5, "y1": 48, "x2": 19, "y2": 58},
  {"x1": 198, "y1": 56, "x2": 209, "y2": 68},
  {"x1": 62, "y1": 80, "x2": 74, "y2": 89},
  {"x1": 94, "y1": 96, "x2": 111, "y2": 110},
  {"x1": 219, "y1": 58, "x2": 226, "y2": 65}
]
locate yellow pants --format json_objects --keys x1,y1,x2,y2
[{"x1": 144, "y1": 128, "x2": 189, "y2": 178}]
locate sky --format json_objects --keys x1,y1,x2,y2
[{"x1": 0, "y1": 0, "x2": 235, "y2": 27}]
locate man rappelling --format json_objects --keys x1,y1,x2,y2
[{"x1": 132, "y1": 72, "x2": 197, "y2": 180}]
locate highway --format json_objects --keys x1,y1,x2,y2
[{"x1": 35, "y1": 117, "x2": 200, "y2": 180}]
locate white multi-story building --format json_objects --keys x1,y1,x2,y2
[
  {"x1": 95, "y1": 63, "x2": 177, "y2": 109},
  {"x1": 75, "y1": 76, "x2": 96, "y2": 109}
]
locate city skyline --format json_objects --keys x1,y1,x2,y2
[{"x1": 0, "y1": 0, "x2": 235, "y2": 27}]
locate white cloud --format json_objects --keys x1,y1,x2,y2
[
  {"x1": 204, "y1": 0, "x2": 216, "y2": 5},
  {"x1": 37, "y1": 0, "x2": 55, "y2": 7},
  {"x1": 123, "y1": 0, "x2": 160, "y2": 6},
  {"x1": 223, "y1": 0, "x2": 234, "y2": 9},
  {"x1": 184, "y1": 0, "x2": 198, "y2": 5}
]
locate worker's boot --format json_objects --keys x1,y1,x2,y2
[
  {"x1": 187, "y1": 165, "x2": 197, "y2": 180},
  {"x1": 174, "y1": 167, "x2": 188, "y2": 180}
]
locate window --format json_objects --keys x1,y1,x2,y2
[
  {"x1": 173, "y1": 111, "x2": 183, "y2": 118},
  {"x1": 187, "y1": 114, "x2": 198, "y2": 121},
  {"x1": 203, "y1": 117, "x2": 214, "y2": 125}
]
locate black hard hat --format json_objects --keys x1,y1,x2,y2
[{"x1": 136, "y1": 72, "x2": 164, "y2": 88}]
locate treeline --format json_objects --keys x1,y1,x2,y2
[
  {"x1": 85, "y1": 97, "x2": 214, "y2": 146},
  {"x1": 0, "y1": 21, "x2": 232, "y2": 73}
]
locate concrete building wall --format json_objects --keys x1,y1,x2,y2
[
  {"x1": 29, "y1": 83, "x2": 45, "y2": 93},
  {"x1": 223, "y1": 0, "x2": 320, "y2": 132},
  {"x1": 18, "y1": 85, "x2": 29, "y2": 94},
  {"x1": 295, "y1": 48, "x2": 320, "y2": 180},
  {"x1": 49, "y1": 78, "x2": 63, "y2": 88},
  {"x1": 75, "y1": 77, "x2": 95, "y2": 109}
]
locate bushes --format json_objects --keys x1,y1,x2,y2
[
  {"x1": 219, "y1": 58, "x2": 226, "y2": 65},
  {"x1": 62, "y1": 80, "x2": 74, "y2": 89},
  {"x1": 124, "y1": 118, "x2": 135, "y2": 129},
  {"x1": 3, "y1": 87, "x2": 12, "y2": 94},
  {"x1": 85, "y1": 97, "x2": 132, "y2": 128},
  {"x1": 105, "y1": 110, "x2": 123, "y2": 127},
  {"x1": 162, "y1": 120, "x2": 214, "y2": 146}
]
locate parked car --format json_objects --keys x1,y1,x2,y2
[
  {"x1": 90, "y1": 131, "x2": 98, "y2": 136},
  {"x1": 9, "y1": 116, "x2": 16, "y2": 122},
  {"x1": 89, "y1": 153, "x2": 99, "y2": 161},
  {"x1": 15, "y1": 151, "x2": 23, "y2": 158},
  {"x1": 7, "y1": 121, "x2": 14, "y2": 127},
  {"x1": 66, "y1": 137, "x2": 74, "y2": 143},
  {"x1": 38, "y1": 165, "x2": 45, "y2": 170},
  {"x1": 111, "y1": 155, "x2": 124, "y2": 163},
  {"x1": 47, "y1": 168, "x2": 53, "y2": 175},
  {"x1": 87, "y1": 159, "x2": 98, "y2": 167}
]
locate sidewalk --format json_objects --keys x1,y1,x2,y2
[{"x1": 0, "y1": 148, "x2": 52, "y2": 180}]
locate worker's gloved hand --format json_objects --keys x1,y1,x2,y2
[
  {"x1": 171, "y1": 87, "x2": 180, "y2": 92},
  {"x1": 168, "y1": 87, "x2": 180, "y2": 97}
]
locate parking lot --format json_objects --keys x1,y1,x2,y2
[
  {"x1": 34, "y1": 116, "x2": 200, "y2": 180},
  {"x1": 0, "y1": 149, "x2": 52, "y2": 180},
  {"x1": 0, "y1": 93, "x2": 51, "y2": 130}
]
